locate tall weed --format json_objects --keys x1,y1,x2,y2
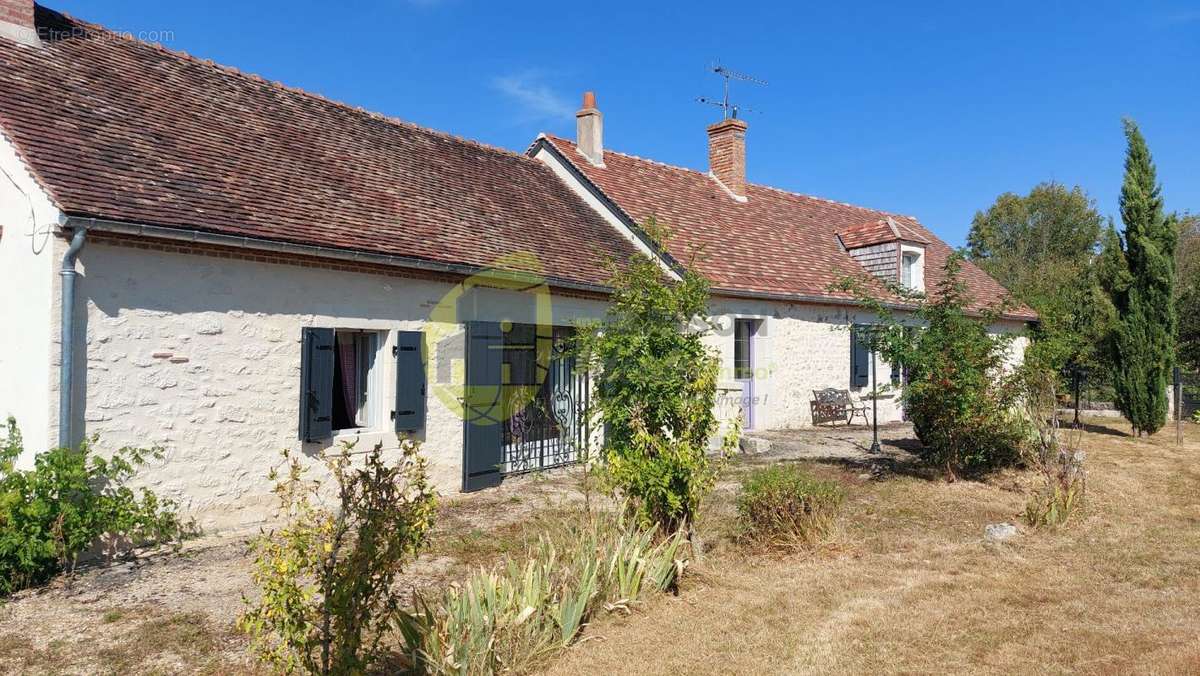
[{"x1": 398, "y1": 507, "x2": 686, "y2": 675}]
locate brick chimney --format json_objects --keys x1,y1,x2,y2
[
  {"x1": 0, "y1": 0, "x2": 37, "y2": 46},
  {"x1": 575, "y1": 91, "x2": 603, "y2": 167},
  {"x1": 708, "y1": 118, "x2": 748, "y2": 201}
]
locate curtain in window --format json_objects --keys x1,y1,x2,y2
[{"x1": 336, "y1": 333, "x2": 358, "y2": 424}]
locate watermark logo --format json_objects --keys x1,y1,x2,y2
[{"x1": 423, "y1": 252, "x2": 554, "y2": 425}]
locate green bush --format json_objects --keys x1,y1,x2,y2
[
  {"x1": 238, "y1": 440, "x2": 436, "y2": 675},
  {"x1": 0, "y1": 418, "x2": 189, "y2": 597},
  {"x1": 836, "y1": 255, "x2": 1027, "y2": 479},
  {"x1": 736, "y1": 465, "x2": 845, "y2": 549},
  {"x1": 575, "y1": 218, "x2": 738, "y2": 533},
  {"x1": 397, "y1": 508, "x2": 687, "y2": 675}
]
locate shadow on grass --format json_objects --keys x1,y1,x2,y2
[
  {"x1": 1075, "y1": 422, "x2": 1129, "y2": 438},
  {"x1": 807, "y1": 454, "x2": 941, "y2": 481}
]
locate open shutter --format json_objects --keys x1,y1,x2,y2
[
  {"x1": 850, "y1": 326, "x2": 870, "y2": 388},
  {"x1": 299, "y1": 327, "x2": 335, "y2": 442},
  {"x1": 393, "y1": 330, "x2": 426, "y2": 433},
  {"x1": 463, "y1": 321, "x2": 504, "y2": 491}
]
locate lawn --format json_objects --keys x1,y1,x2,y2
[
  {"x1": 1, "y1": 417, "x2": 1197, "y2": 674},
  {"x1": 551, "y1": 418, "x2": 1200, "y2": 675}
]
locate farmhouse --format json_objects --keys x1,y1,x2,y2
[
  {"x1": 529, "y1": 96, "x2": 1036, "y2": 432},
  {"x1": 0, "y1": 2, "x2": 1032, "y2": 529}
]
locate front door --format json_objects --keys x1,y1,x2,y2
[{"x1": 734, "y1": 318, "x2": 759, "y2": 430}]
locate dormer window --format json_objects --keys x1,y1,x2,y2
[{"x1": 837, "y1": 217, "x2": 929, "y2": 292}]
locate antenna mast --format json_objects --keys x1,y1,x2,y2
[{"x1": 697, "y1": 62, "x2": 767, "y2": 119}]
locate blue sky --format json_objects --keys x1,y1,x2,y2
[{"x1": 54, "y1": 0, "x2": 1199, "y2": 247}]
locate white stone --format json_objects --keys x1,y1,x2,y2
[{"x1": 985, "y1": 523, "x2": 1019, "y2": 542}]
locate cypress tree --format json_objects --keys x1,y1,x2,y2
[{"x1": 1103, "y1": 119, "x2": 1177, "y2": 435}]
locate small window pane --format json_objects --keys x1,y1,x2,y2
[
  {"x1": 734, "y1": 319, "x2": 754, "y2": 380},
  {"x1": 332, "y1": 330, "x2": 377, "y2": 431},
  {"x1": 902, "y1": 254, "x2": 917, "y2": 288}
]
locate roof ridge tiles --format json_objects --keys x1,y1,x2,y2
[{"x1": 542, "y1": 134, "x2": 919, "y2": 222}]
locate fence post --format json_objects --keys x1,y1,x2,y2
[{"x1": 1176, "y1": 367, "x2": 1183, "y2": 447}]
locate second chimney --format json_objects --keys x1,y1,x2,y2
[
  {"x1": 575, "y1": 91, "x2": 603, "y2": 167},
  {"x1": 708, "y1": 118, "x2": 748, "y2": 200},
  {"x1": 0, "y1": 0, "x2": 37, "y2": 46}
]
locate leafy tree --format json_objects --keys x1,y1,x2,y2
[
  {"x1": 835, "y1": 255, "x2": 1025, "y2": 480},
  {"x1": 1176, "y1": 213, "x2": 1200, "y2": 372},
  {"x1": 575, "y1": 218, "x2": 737, "y2": 533},
  {"x1": 966, "y1": 182, "x2": 1109, "y2": 372},
  {"x1": 1099, "y1": 119, "x2": 1178, "y2": 435}
]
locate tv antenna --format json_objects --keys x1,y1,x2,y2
[{"x1": 697, "y1": 62, "x2": 767, "y2": 119}]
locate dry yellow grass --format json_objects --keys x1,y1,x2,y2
[
  {"x1": 548, "y1": 418, "x2": 1200, "y2": 675},
  {"x1": 2, "y1": 419, "x2": 1196, "y2": 674}
]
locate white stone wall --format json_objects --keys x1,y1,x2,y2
[
  {"x1": 706, "y1": 295, "x2": 1030, "y2": 431},
  {"x1": 0, "y1": 131, "x2": 60, "y2": 462},
  {"x1": 70, "y1": 240, "x2": 609, "y2": 531},
  {"x1": 30, "y1": 232, "x2": 1031, "y2": 533}
]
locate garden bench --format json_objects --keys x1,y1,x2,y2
[{"x1": 810, "y1": 388, "x2": 870, "y2": 426}]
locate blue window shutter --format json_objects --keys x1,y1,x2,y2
[
  {"x1": 463, "y1": 321, "x2": 504, "y2": 491},
  {"x1": 851, "y1": 326, "x2": 870, "y2": 388},
  {"x1": 299, "y1": 327, "x2": 335, "y2": 442},
  {"x1": 394, "y1": 330, "x2": 426, "y2": 433}
]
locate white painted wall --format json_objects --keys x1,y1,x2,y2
[
  {"x1": 0, "y1": 131, "x2": 60, "y2": 462},
  {"x1": 706, "y1": 297, "x2": 905, "y2": 430},
  {"x1": 72, "y1": 240, "x2": 609, "y2": 531},
  {"x1": 44, "y1": 228, "x2": 1030, "y2": 533},
  {"x1": 706, "y1": 295, "x2": 1030, "y2": 430}
]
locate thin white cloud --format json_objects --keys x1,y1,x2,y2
[
  {"x1": 491, "y1": 71, "x2": 573, "y2": 123},
  {"x1": 1153, "y1": 8, "x2": 1200, "y2": 25}
]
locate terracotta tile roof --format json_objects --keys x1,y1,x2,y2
[
  {"x1": 837, "y1": 217, "x2": 929, "y2": 249},
  {"x1": 538, "y1": 135, "x2": 1036, "y2": 320},
  {"x1": 0, "y1": 7, "x2": 639, "y2": 288}
]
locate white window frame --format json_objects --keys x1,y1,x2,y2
[{"x1": 899, "y1": 244, "x2": 926, "y2": 292}]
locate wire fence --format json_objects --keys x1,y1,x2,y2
[{"x1": 1064, "y1": 370, "x2": 1198, "y2": 421}]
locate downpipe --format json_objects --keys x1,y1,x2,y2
[{"x1": 58, "y1": 227, "x2": 87, "y2": 448}]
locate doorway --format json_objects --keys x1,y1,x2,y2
[
  {"x1": 462, "y1": 321, "x2": 589, "y2": 491},
  {"x1": 734, "y1": 318, "x2": 761, "y2": 430}
]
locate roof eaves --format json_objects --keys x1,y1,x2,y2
[{"x1": 63, "y1": 215, "x2": 615, "y2": 296}]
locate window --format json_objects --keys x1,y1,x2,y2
[
  {"x1": 734, "y1": 318, "x2": 757, "y2": 380},
  {"x1": 332, "y1": 331, "x2": 379, "y2": 431},
  {"x1": 902, "y1": 253, "x2": 919, "y2": 289},
  {"x1": 300, "y1": 328, "x2": 425, "y2": 443}
]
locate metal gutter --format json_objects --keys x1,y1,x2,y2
[
  {"x1": 58, "y1": 226, "x2": 87, "y2": 448},
  {"x1": 63, "y1": 216, "x2": 613, "y2": 296},
  {"x1": 61, "y1": 219, "x2": 1034, "y2": 326},
  {"x1": 711, "y1": 286, "x2": 1037, "y2": 324}
]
